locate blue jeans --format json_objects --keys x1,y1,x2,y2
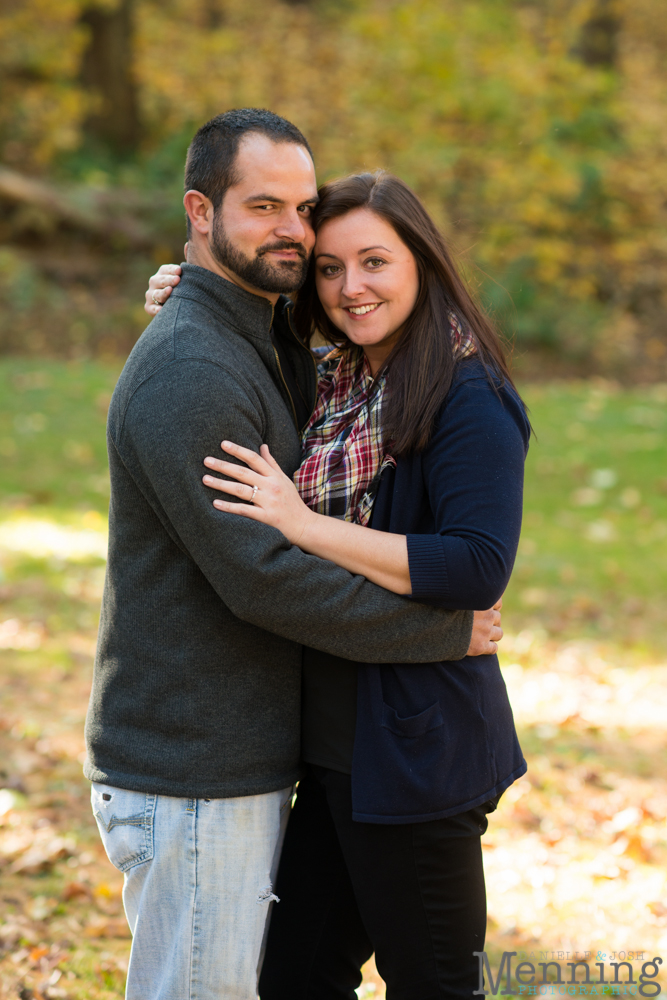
[{"x1": 91, "y1": 781, "x2": 293, "y2": 1000}]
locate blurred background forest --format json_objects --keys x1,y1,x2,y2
[
  {"x1": 1, "y1": 2, "x2": 667, "y2": 999},
  {"x1": 0, "y1": 0, "x2": 666, "y2": 376}
]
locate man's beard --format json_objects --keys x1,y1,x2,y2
[{"x1": 210, "y1": 216, "x2": 309, "y2": 294}]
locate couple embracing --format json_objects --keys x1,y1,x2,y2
[{"x1": 85, "y1": 108, "x2": 529, "y2": 1000}]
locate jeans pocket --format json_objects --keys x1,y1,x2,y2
[
  {"x1": 91, "y1": 783, "x2": 156, "y2": 872},
  {"x1": 381, "y1": 701, "x2": 445, "y2": 739}
]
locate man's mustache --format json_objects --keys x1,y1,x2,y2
[{"x1": 256, "y1": 241, "x2": 309, "y2": 261}]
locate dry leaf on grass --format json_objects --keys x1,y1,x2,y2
[
  {"x1": 83, "y1": 916, "x2": 130, "y2": 939},
  {"x1": 10, "y1": 836, "x2": 74, "y2": 875},
  {"x1": 61, "y1": 882, "x2": 90, "y2": 901}
]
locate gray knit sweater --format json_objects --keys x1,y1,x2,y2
[{"x1": 84, "y1": 265, "x2": 473, "y2": 799}]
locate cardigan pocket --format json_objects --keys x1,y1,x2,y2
[{"x1": 381, "y1": 701, "x2": 445, "y2": 739}]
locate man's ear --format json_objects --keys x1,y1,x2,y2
[{"x1": 184, "y1": 190, "x2": 214, "y2": 237}]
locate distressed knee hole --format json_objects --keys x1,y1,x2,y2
[{"x1": 256, "y1": 881, "x2": 280, "y2": 905}]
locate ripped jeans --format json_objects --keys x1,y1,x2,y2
[{"x1": 91, "y1": 782, "x2": 293, "y2": 1000}]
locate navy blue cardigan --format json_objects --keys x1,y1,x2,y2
[{"x1": 351, "y1": 357, "x2": 530, "y2": 824}]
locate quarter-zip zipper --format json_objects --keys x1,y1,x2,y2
[
  {"x1": 271, "y1": 341, "x2": 300, "y2": 431},
  {"x1": 268, "y1": 301, "x2": 301, "y2": 432},
  {"x1": 285, "y1": 303, "x2": 318, "y2": 430}
]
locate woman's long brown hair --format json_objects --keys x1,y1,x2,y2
[{"x1": 293, "y1": 170, "x2": 517, "y2": 457}]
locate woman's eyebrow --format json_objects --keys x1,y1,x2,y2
[{"x1": 315, "y1": 245, "x2": 392, "y2": 261}]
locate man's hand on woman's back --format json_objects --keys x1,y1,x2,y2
[{"x1": 466, "y1": 600, "x2": 503, "y2": 656}]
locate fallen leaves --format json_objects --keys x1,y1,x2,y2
[
  {"x1": 0, "y1": 619, "x2": 43, "y2": 651},
  {"x1": 60, "y1": 883, "x2": 89, "y2": 903},
  {"x1": 5, "y1": 942, "x2": 72, "y2": 999},
  {"x1": 501, "y1": 639, "x2": 667, "y2": 731},
  {"x1": 4, "y1": 827, "x2": 75, "y2": 875},
  {"x1": 83, "y1": 918, "x2": 130, "y2": 940},
  {"x1": 478, "y1": 642, "x2": 667, "y2": 974}
]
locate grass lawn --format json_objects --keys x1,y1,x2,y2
[{"x1": 0, "y1": 360, "x2": 666, "y2": 999}]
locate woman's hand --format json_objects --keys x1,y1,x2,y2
[
  {"x1": 203, "y1": 441, "x2": 315, "y2": 545},
  {"x1": 144, "y1": 262, "x2": 183, "y2": 316},
  {"x1": 206, "y1": 441, "x2": 413, "y2": 592}
]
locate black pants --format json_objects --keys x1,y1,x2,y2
[{"x1": 259, "y1": 766, "x2": 490, "y2": 1000}]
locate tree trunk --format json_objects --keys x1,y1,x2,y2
[
  {"x1": 79, "y1": 0, "x2": 141, "y2": 154},
  {"x1": 578, "y1": 0, "x2": 621, "y2": 68}
]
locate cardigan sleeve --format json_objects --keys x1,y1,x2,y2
[{"x1": 406, "y1": 372, "x2": 530, "y2": 610}]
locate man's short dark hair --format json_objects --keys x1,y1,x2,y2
[{"x1": 184, "y1": 108, "x2": 313, "y2": 233}]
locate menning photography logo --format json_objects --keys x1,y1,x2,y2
[{"x1": 474, "y1": 952, "x2": 664, "y2": 997}]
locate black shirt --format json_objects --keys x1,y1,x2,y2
[
  {"x1": 302, "y1": 649, "x2": 357, "y2": 774},
  {"x1": 270, "y1": 325, "x2": 358, "y2": 773},
  {"x1": 270, "y1": 327, "x2": 311, "y2": 430}
]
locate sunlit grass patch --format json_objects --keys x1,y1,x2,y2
[
  {"x1": 505, "y1": 380, "x2": 667, "y2": 652},
  {"x1": 0, "y1": 515, "x2": 107, "y2": 563},
  {"x1": 0, "y1": 360, "x2": 120, "y2": 517}
]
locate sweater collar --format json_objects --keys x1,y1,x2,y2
[{"x1": 171, "y1": 262, "x2": 288, "y2": 343}]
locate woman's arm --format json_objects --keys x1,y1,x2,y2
[
  {"x1": 203, "y1": 439, "x2": 504, "y2": 653},
  {"x1": 203, "y1": 442, "x2": 412, "y2": 594},
  {"x1": 404, "y1": 371, "x2": 530, "y2": 610},
  {"x1": 292, "y1": 510, "x2": 410, "y2": 594},
  {"x1": 204, "y1": 370, "x2": 528, "y2": 608}
]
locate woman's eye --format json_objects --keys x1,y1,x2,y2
[{"x1": 365, "y1": 257, "x2": 385, "y2": 268}]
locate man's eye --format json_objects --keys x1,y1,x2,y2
[{"x1": 297, "y1": 205, "x2": 312, "y2": 215}]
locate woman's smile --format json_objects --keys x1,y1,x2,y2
[{"x1": 345, "y1": 302, "x2": 383, "y2": 317}]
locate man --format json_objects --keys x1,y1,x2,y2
[{"x1": 86, "y1": 108, "x2": 501, "y2": 1000}]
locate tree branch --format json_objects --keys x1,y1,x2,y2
[{"x1": 0, "y1": 167, "x2": 158, "y2": 249}]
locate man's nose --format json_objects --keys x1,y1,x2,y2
[{"x1": 274, "y1": 209, "x2": 309, "y2": 245}]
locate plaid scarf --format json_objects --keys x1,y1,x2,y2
[{"x1": 294, "y1": 312, "x2": 476, "y2": 526}]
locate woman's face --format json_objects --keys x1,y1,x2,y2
[{"x1": 314, "y1": 207, "x2": 420, "y2": 372}]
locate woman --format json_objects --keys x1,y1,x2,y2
[{"x1": 146, "y1": 171, "x2": 529, "y2": 999}]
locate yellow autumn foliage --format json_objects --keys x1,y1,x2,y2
[{"x1": 0, "y1": 0, "x2": 665, "y2": 367}]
